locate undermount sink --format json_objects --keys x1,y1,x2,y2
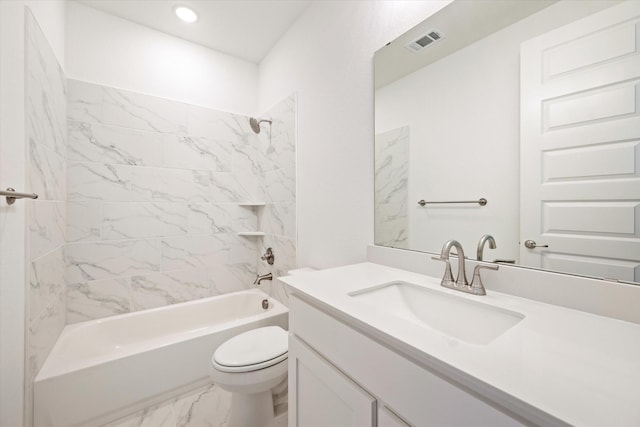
[{"x1": 349, "y1": 281, "x2": 524, "y2": 345}]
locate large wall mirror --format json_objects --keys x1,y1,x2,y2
[{"x1": 374, "y1": 0, "x2": 640, "y2": 284}]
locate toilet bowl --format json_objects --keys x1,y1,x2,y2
[{"x1": 210, "y1": 326, "x2": 288, "y2": 427}]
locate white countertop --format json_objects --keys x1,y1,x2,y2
[{"x1": 281, "y1": 262, "x2": 640, "y2": 427}]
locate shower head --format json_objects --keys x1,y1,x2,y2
[{"x1": 249, "y1": 117, "x2": 272, "y2": 134}]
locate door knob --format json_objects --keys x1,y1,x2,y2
[{"x1": 524, "y1": 240, "x2": 549, "y2": 249}]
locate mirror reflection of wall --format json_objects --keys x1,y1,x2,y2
[
  {"x1": 374, "y1": 0, "x2": 640, "y2": 283},
  {"x1": 374, "y1": 126, "x2": 410, "y2": 249}
]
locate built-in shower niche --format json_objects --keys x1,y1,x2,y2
[{"x1": 238, "y1": 202, "x2": 266, "y2": 237}]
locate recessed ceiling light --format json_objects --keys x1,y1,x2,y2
[{"x1": 174, "y1": 5, "x2": 198, "y2": 23}]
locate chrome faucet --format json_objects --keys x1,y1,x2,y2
[
  {"x1": 253, "y1": 272, "x2": 273, "y2": 285},
  {"x1": 440, "y1": 239, "x2": 468, "y2": 287},
  {"x1": 476, "y1": 234, "x2": 496, "y2": 261},
  {"x1": 432, "y1": 239, "x2": 498, "y2": 296}
]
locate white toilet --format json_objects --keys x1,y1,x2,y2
[{"x1": 210, "y1": 326, "x2": 288, "y2": 427}]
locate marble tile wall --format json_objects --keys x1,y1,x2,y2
[
  {"x1": 66, "y1": 80, "x2": 297, "y2": 322},
  {"x1": 375, "y1": 126, "x2": 409, "y2": 249},
  {"x1": 64, "y1": 83, "x2": 295, "y2": 425},
  {"x1": 257, "y1": 95, "x2": 297, "y2": 307},
  {"x1": 24, "y1": 9, "x2": 67, "y2": 427}
]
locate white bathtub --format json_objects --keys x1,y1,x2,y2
[{"x1": 34, "y1": 289, "x2": 288, "y2": 427}]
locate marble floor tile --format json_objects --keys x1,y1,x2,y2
[
  {"x1": 99, "y1": 381, "x2": 288, "y2": 427},
  {"x1": 172, "y1": 384, "x2": 232, "y2": 427},
  {"x1": 105, "y1": 402, "x2": 175, "y2": 427}
]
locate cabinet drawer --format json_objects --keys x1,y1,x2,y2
[{"x1": 290, "y1": 295, "x2": 523, "y2": 427}]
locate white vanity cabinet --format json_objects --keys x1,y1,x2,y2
[
  {"x1": 378, "y1": 407, "x2": 411, "y2": 427},
  {"x1": 289, "y1": 336, "x2": 376, "y2": 426},
  {"x1": 288, "y1": 295, "x2": 523, "y2": 427}
]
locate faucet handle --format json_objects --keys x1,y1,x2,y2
[
  {"x1": 261, "y1": 247, "x2": 275, "y2": 265},
  {"x1": 431, "y1": 256, "x2": 455, "y2": 286},
  {"x1": 469, "y1": 264, "x2": 499, "y2": 295}
]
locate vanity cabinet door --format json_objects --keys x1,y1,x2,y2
[
  {"x1": 379, "y1": 407, "x2": 412, "y2": 427},
  {"x1": 289, "y1": 335, "x2": 376, "y2": 427}
]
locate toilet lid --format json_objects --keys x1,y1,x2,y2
[{"x1": 213, "y1": 326, "x2": 288, "y2": 372}]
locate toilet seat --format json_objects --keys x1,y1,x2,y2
[{"x1": 212, "y1": 326, "x2": 288, "y2": 373}]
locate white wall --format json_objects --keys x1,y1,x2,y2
[
  {"x1": 0, "y1": 2, "x2": 66, "y2": 425},
  {"x1": 65, "y1": 1, "x2": 258, "y2": 116},
  {"x1": 26, "y1": 1, "x2": 67, "y2": 66},
  {"x1": 258, "y1": 0, "x2": 452, "y2": 269}
]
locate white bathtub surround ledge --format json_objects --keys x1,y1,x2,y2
[{"x1": 281, "y1": 262, "x2": 640, "y2": 426}]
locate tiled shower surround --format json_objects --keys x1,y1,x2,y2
[
  {"x1": 25, "y1": 10, "x2": 67, "y2": 426},
  {"x1": 23, "y1": 10, "x2": 295, "y2": 423},
  {"x1": 65, "y1": 79, "x2": 297, "y2": 322}
]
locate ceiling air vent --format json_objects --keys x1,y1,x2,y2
[{"x1": 405, "y1": 30, "x2": 445, "y2": 53}]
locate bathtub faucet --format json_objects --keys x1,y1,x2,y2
[{"x1": 253, "y1": 272, "x2": 273, "y2": 285}]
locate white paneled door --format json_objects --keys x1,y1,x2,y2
[{"x1": 520, "y1": 1, "x2": 640, "y2": 282}]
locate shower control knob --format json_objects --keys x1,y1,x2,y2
[{"x1": 261, "y1": 247, "x2": 275, "y2": 265}]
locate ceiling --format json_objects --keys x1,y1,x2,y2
[
  {"x1": 77, "y1": 0, "x2": 312, "y2": 63},
  {"x1": 375, "y1": 0, "x2": 557, "y2": 88}
]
